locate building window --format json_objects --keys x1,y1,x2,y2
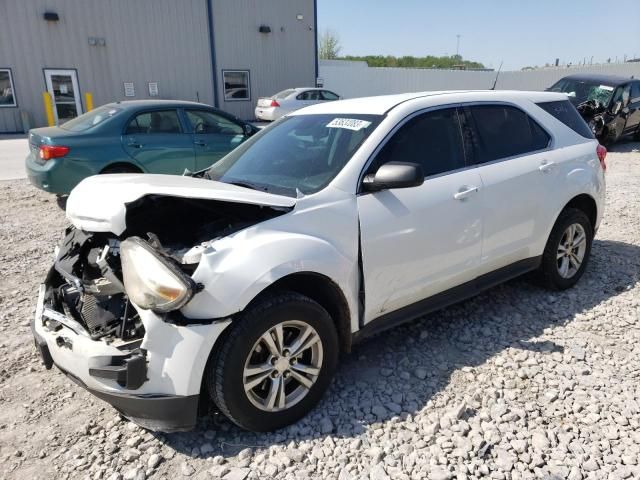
[
  {"x1": 0, "y1": 69, "x2": 17, "y2": 107},
  {"x1": 222, "y1": 70, "x2": 250, "y2": 101}
]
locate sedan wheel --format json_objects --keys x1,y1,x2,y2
[{"x1": 243, "y1": 321, "x2": 323, "y2": 412}]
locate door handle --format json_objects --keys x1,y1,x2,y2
[
  {"x1": 453, "y1": 186, "x2": 479, "y2": 200},
  {"x1": 194, "y1": 140, "x2": 206, "y2": 146},
  {"x1": 127, "y1": 139, "x2": 142, "y2": 149},
  {"x1": 539, "y1": 160, "x2": 555, "y2": 173}
]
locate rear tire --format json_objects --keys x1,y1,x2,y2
[
  {"x1": 206, "y1": 291, "x2": 339, "y2": 432},
  {"x1": 536, "y1": 208, "x2": 593, "y2": 290}
]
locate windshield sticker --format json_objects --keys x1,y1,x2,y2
[
  {"x1": 599, "y1": 85, "x2": 614, "y2": 91},
  {"x1": 326, "y1": 118, "x2": 372, "y2": 131}
]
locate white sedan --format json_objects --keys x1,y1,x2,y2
[{"x1": 255, "y1": 87, "x2": 341, "y2": 121}]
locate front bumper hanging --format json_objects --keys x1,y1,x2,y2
[{"x1": 31, "y1": 283, "x2": 199, "y2": 432}]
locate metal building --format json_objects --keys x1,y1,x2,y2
[{"x1": 0, "y1": 0, "x2": 318, "y2": 133}]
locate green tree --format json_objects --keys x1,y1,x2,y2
[
  {"x1": 319, "y1": 30, "x2": 342, "y2": 60},
  {"x1": 340, "y1": 54, "x2": 485, "y2": 70}
]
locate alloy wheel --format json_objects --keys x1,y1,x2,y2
[
  {"x1": 556, "y1": 223, "x2": 587, "y2": 279},
  {"x1": 243, "y1": 321, "x2": 323, "y2": 412}
]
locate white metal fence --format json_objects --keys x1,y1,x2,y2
[{"x1": 319, "y1": 60, "x2": 640, "y2": 99}]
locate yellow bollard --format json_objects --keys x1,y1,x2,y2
[
  {"x1": 84, "y1": 92, "x2": 94, "y2": 112},
  {"x1": 42, "y1": 92, "x2": 55, "y2": 126}
]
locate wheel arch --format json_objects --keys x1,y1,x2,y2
[
  {"x1": 100, "y1": 161, "x2": 144, "y2": 174},
  {"x1": 249, "y1": 272, "x2": 353, "y2": 354},
  {"x1": 563, "y1": 193, "x2": 597, "y2": 229}
]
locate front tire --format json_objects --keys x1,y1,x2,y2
[
  {"x1": 206, "y1": 291, "x2": 339, "y2": 432},
  {"x1": 536, "y1": 208, "x2": 593, "y2": 290}
]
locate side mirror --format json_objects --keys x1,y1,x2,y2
[
  {"x1": 611, "y1": 101, "x2": 622, "y2": 115},
  {"x1": 362, "y1": 162, "x2": 424, "y2": 192}
]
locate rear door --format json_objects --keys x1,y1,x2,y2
[
  {"x1": 185, "y1": 109, "x2": 247, "y2": 170},
  {"x1": 121, "y1": 109, "x2": 195, "y2": 174},
  {"x1": 463, "y1": 103, "x2": 553, "y2": 274}
]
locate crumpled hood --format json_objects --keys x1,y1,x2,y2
[{"x1": 66, "y1": 174, "x2": 296, "y2": 235}]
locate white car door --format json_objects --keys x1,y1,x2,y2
[
  {"x1": 358, "y1": 107, "x2": 484, "y2": 324},
  {"x1": 462, "y1": 104, "x2": 554, "y2": 275}
]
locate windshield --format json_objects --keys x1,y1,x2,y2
[
  {"x1": 206, "y1": 114, "x2": 382, "y2": 196},
  {"x1": 60, "y1": 105, "x2": 122, "y2": 132},
  {"x1": 548, "y1": 78, "x2": 615, "y2": 106}
]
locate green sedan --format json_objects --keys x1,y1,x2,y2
[{"x1": 26, "y1": 100, "x2": 258, "y2": 195}]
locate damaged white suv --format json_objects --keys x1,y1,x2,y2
[{"x1": 32, "y1": 91, "x2": 606, "y2": 432}]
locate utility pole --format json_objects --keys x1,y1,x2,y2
[{"x1": 456, "y1": 34, "x2": 461, "y2": 58}]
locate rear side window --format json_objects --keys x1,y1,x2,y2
[
  {"x1": 466, "y1": 105, "x2": 551, "y2": 163},
  {"x1": 537, "y1": 100, "x2": 594, "y2": 139},
  {"x1": 125, "y1": 110, "x2": 181, "y2": 134},
  {"x1": 297, "y1": 90, "x2": 321, "y2": 101},
  {"x1": 374, "y1": 108, "x2": 466, "y2": 177}
]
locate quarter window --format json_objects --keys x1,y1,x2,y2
[
  {"x1": 222, "y1": 70, "x2": 250, "y2": 101},
  {"x1": 374, "y1": 108, "x2": 466, "y2": 177},
  {"x1": 186, "y1": 110, "x2": 243, "y2": 135},
  {"x1": 125, "y1": 110, "x2": 181, "y2": 134},
  {"x1": 0, "y1": 69, "x2": 16, "y2": 107},
  {"x1": 537, "y1": 100, "x2": 594, "y2": 139},
  {"x1": 466, "y1": 105, "x2": 550, "y2": 164}
]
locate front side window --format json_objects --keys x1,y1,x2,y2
[
  {"x1": 611, "y1": 84, "x2": 631, "y2": 107},
  {"x1": 466, "y1": 105, "x2": 550, "y2": 164},
  {"x1": 373, "y1": 108, "x2": 466, "y2": 177},
  {"x1": 223, "y1": 70, "x2": 250, "y2": 101},
  {"x1": 186, "y1": 110, "x2": 243, "y2": 135},
  {"x1": 207, "y1": 114, "x2": 382, "y2": 196},
  {"x1": 321, "y1": 91, "x2": 339, "y2": 101},
  {"x1": 60, "y1": 105, "x2": 123, "y2": 132},
  {"x1": 631, "y1": 82, "x2": 640, "y2": 103},
  {"x1": 0, "y1": 69, "x2": 16, "y2": 107},
  {"x1": 125, "y1": 110, "x2": 181, "y2": 134}
]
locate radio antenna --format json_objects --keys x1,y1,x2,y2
[{"x1": 491, "y1": 61, "x2": 504, "y2": 90}]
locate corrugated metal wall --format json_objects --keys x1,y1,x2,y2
[
  {"x1": 320, "y1": 61, "x2": 640, "y2": 99},
  {"x1": 212, "y1": 0, "x2": 317, "y2": 120},
  {"x1": 0, "y1": 0, "x2": 214, "y2": 133}
]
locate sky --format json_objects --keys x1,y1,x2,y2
[{"x1": 317, "y1": 0, "x2": 640, "y2": 71}]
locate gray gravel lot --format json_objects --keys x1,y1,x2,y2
[{"x1": 1, "y1": 141, "x2": 640, "y2": 480}]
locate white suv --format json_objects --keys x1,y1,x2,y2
[{"x1": 32, "y1": 90, "x2": 606, "y2": 432}]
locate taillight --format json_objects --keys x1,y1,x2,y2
[
  {"x1": 596, "y1": 144, "x2": 607, "y2": 172},
  {"x1": 39, "y1": 145, "x2": 70, "y2": 161},
  {"x1": 270, "y1": 100, "x2": 280, "y2": 107}
]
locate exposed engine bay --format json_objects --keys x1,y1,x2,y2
[
  {"x1": 576, "y1": 99, "x2": 608, "y2": 139},
  {"x1": 45, "y1": 195, "x2": 289, "y2": 344}
]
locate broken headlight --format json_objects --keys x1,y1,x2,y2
[{"x1": 120, "y1": 237, "x2": 195, "y2": 312}]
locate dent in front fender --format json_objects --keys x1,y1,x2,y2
[
  {"x1": 181, "y1": 229, "x2": 360, "y2": 331},
  {"x1": 137, "y1": 308, "x2": 231, "y2": 396}
]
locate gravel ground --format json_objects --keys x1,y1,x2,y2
[{"x1": 1, "y1": 141, "x2": 640, "y2": 480}]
